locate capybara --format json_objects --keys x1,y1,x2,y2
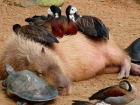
[
  {"x1": 0, "y1": 34, "x2": 71, "y2": 96},
  {"x1": 1, "y1": 32, "x2": 140, "y2": 95}
]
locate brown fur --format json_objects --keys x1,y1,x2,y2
[{"x1": 0, "y1": 34, "x2": 70, "y2": 95}]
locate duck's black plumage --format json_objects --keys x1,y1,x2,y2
[
  {"x1": 25, "y1": 15, "x2": 54, "y2": 26},
  {"x1": 13, "y1": 24, "x2": 59, "y2": 46},
  {"x1": 76, "y1": 16, "x2": 109, "y2": 39}
]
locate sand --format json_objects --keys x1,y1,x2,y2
[{"x1": 0, "y1": 0, "x2": 140, "y2": 105}]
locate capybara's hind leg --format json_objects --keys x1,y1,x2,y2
[
  {"x1": 104, "y1": 58, "x2": 131, "y2": 79},
  {"x1": 130, "y1": 63, "x2": 140, "y2": 75}
]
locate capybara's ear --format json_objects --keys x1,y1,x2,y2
[
  {"x1": 5, "y1": 64, "x2": 15, "y2": 74},
  {"x1": 26, "y1": 55, "x2": 31, "y2": 64},
  {"x1": 41, "y1": 47, "x2": 46, "y2": 54}
]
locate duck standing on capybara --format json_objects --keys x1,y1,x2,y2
[{"x1": 0, "y1": 32, "x2": 140, "y2": 95}]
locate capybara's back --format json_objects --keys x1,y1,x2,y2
[{"x1": 0, "y1": 34, "x2": 71, "y2": 95}]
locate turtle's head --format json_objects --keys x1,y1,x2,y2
[
  {"x1": 2, "y1": 64, "x2": 16, "y2": 87},
  {"x1": 5, "y1": 64, "x2": 15, "y2": 75}
]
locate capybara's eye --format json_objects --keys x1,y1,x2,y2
[
  {"x1": 35, "y1": 70, "x2": 42, "y2": 75},
  {"x1": 58, "y1": 87, "x2": 64, "y2": 90}
]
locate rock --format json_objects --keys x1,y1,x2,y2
[
  {"x1": 5, "y1": 0, "x2": 64, "y2": 7},
  {"x1": 36, "y1": 0, "x2": 64, "y2": 7},
  {"x1": 13, "y1": 0, "x2": 37, "y2": 7}
]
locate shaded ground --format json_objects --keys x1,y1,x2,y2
[{"x1": 0, "y1": 0, "x2": 140, "y2": 105}]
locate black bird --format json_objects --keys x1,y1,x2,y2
[
  {"x1": 25, "y1": 15, "x2": 51, "y2": 26},
  {"x1": 13, "y1": 24, "x2": 59, "y2": 46},
  {"x1": 44, "y1": 5, "x2": 65, "y2": 37},
  {"x1": 25, "y1": 11, "x2": 56, "y2": 27},
  {"x1": 67, "y1": 5, "x2": 109, "y2": 39},
  {"x1": 65, "y1": 5, "x2": 78, "y2": 35}
]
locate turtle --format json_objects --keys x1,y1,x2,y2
[
  {"x1": 125, "y1": 38, "x2": 140, "y2": 65},
  {"x1": 2, "y1": 64, "x2": 58, "y2": 105}
]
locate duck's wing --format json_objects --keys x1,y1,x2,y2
[
  {"x1": 89, "y1": 85, "x2": 125, "y2": 100},
  {"x1": 76, "y1": 16, "x2": 109, "y2": 39},
  {"x1": 15, "y1": 24, "x2": 59, "y2": 45}
]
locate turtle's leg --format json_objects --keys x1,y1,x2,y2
[
  {"x1": 130, "y1": 63, "x2": 140, "y2": 75},
  {"x1": 33, "y1": 102, "x2": 46, "y2": 105},
  {"x1": 17, "y1": 100, "x2": 27, "y2": 105}
]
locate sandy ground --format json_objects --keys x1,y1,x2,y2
[{"x1": 0, "y1": 0, "x2": 140, "y2": 105}]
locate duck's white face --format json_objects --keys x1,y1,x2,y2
[
  {"x1": 69, "y1": 15, "x2": 75, "y2": 21},
  {"x1": 70, "y1": 6, "x2": 78, "y2": 15},
  {"x1": 119, "y1": 80, "x2": 131, "y2": 91},
  {"x1": 47, "y1": 8, "x2": 53, "y2": 16},
  {"x1": 54, "y1": 13, "x2": 59, "y2": 18}
]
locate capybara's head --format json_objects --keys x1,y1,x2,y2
[
  {"x1": 26, "y1": 47, "x2": 71, "y2": 95},
  {"x1": 0, "y1": 35, "x2": 71, "y2": 95}
]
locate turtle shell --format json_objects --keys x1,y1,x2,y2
[
  {"x1": 5, "y1": 70, "x2": 58, "y2": 102},
  {"x1": 125, "y1": 38, "x2": 140, "y2": 64}
]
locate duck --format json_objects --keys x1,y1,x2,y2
[
  {"x1": 42, "y1": 5, "x2": 66, "y2": 38},
  {"x1": 65, "y1": 5, "x2": 78, "y2": 35},
  {"x1": 25, "y1": 6, "x2": 56, "y2": 27},
  {"x1": 89, "y1": 80, "x2": 137, "y2": 105},
  {"x1": 13, "y1": 24, "x2": 59, "y2": 46},
  {"x1": 25, "y1": 5, "x2": 69, "y2": 38},
  {"x1": 66, "y1": 5, "x2": 109, "y2": 39},
  {"x1": 25, "y1": 15, "x2": 51, "y2": 26}
]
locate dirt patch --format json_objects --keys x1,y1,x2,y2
[{"x1": 0, "y1": 0, "x2": 140, "y2": 105}]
